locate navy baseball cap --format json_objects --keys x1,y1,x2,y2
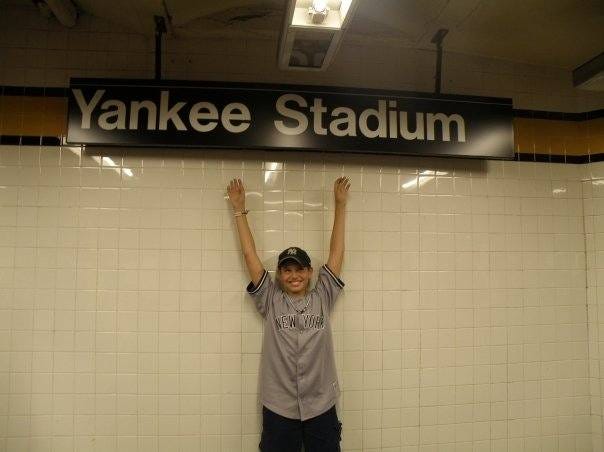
[{"x1": 278, "y1": 247, "x2": 311, "y2": 268}]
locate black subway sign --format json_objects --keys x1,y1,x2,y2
[{"x1": 67, "y1": 79, "x2": 514, "y2": 159}]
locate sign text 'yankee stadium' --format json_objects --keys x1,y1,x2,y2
[{"x1": 67, "y1": 79, "x2": 514, "y2": 159}]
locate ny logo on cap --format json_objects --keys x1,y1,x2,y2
[{"x1": 287, "y1": 248, "x2": 297, "y2": 255}]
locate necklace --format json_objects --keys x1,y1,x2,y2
[{"x1": 283, "y1": 292, "x2": 311, "y2": 314}]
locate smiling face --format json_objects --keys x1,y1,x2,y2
[{"x1": 277, "y1": 262, "x2": 313, "y2": 296}]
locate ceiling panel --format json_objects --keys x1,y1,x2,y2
[{"x1": 13, "y1": 0, "x2": 604, "y2": 69}]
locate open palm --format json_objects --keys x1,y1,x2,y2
[
  {"x1": 334, "y1": 176, "x2": 350, "y2": 204},
  {"x1": 227, "y1": 178, "x2": 246, "y2": 211}
]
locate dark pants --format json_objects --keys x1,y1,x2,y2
[{"x1": 259, "y1": 405, "x2": 342, "y2": 452}]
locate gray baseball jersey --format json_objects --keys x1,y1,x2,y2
[{"x1": 246, "y1": 264, "x2": 345, "y2": 421}]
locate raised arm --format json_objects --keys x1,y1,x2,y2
[
  {"x1": 326, "y1": 176, "x2": 350, "y2": 276},
  {"x1": 227, "y1": 178, "x2": 264, "y2": 285}
]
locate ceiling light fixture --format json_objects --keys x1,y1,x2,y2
[
  {"x1": 308, "y1": 0, "x2": 329, "y2": 24},
  {"x1": 312, "y1": 0, "x2": 328, "y2": 12},
  {"x1": 278, "y1": 0, "x2": 358, "y2": 71},
  {"x1": 290, "y1": 0, "x2": 354, "y2": 29}
]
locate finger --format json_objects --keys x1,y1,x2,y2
[{"x1": 345, "y1": 182, "x2": 351, "y2": 191}]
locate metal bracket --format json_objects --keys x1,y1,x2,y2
[
  {"x1": 154, "y1": 15, "x2": 167, "y2": 80},
  {"x1": 431, "y1": 28, "x2": 449, "y2": 94}
]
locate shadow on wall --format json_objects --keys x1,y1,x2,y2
[{"x1": 82, "y1": 147, "x2": 490, "y2": 176}]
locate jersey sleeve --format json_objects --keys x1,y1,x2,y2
[
  {"x1": 246, "y1": 270, "x2": 278, "y2": 318},
  {"x1": 314, "y1": 265, "x2": 345, "y2": 312}
]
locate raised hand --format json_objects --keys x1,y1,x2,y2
[
  {"x1": 226, "y1": 178, "x2": 264, "y2": 286},
  {"x1": 227, "y1": 178, "x2": 246, "y2": 211},
  {"x1": 334, "y1": 176, "x2": 350, "y2": 205}
]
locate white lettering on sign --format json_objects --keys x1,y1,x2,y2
[
  {"x1": 329, "y1": 107, "x2": 356, "y2": 137},
  {"x1": 189, "y1": 102, "x2": 219, "y2": 132},
  {"x1": 274, "y1": 94, "x2": 308, "y2": 135},
  {"x1": 221, "y1": 103, "x2": 251, "y2": 133},
  {"x1": 272, "y1": 94, "x2": 466, "y2": 142},
  {"x1": 73, "y1": 89, "x2": 104, "y2": 129},
  {"x1": 130, "y1": 100, "x2": 157, "y2": 130},
  {"x1": 72, "y1": 89, "x2": 252, "y2": 134},
  {"x1": 99, "y1": 99, "x2": 126, "y2": 130},
  {"x1": 71, "y1": 89, "x2": 467, "y2": 143},
  {"x1": 426, "y1": 113, "x2": 465, "y2": 142},
  {"x1": 159, "y1": 90, "x2": 186, "y2": 131}
]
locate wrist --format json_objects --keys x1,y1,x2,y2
[{"x1": 233, "y1": 208, "x2": 249, "y2": 217}]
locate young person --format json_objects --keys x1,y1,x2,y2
[{"x1": 227, "y1": 176, "x2": 350, "y2": 452}]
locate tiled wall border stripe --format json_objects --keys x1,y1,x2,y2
[
  {"x1": 0, "y1": 135, "x2": 62, "y2": 146},
  {"x1": 0, "y1": 85, "x2": 68, "y2": 97},
  {"x1": 513, "y1": 108, "x2": 604, "y2": 121},
  {"x1": 0, "y1": 134, "x2": 598, "y2": 164}
]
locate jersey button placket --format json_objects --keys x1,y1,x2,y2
[
  {"x1": 297, "y1": 324, "x2": 303, "y2": 415},
  {"x1": 297, "y1": 356, "x2": 303, "y2": 418},
  {"x1": 297, "y1": 355, "x2": 303, "y2": 417}
]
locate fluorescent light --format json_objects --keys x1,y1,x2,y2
[
  {"x1": 308, "y1": 3, "x2": 329, "y2": 25},
  {"x1": 291, "y1": 0, "x2": 356, "y2": 29},
  {"x1": 312, "y1": 0, "x2": 328, "y2": 13},
  {"x1": 281, "y1": 0, "x2": 358, "y2": 70}
]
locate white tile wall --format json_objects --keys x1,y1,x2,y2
[
  {"x1": 0, "y1": 146, "x2": 594, "y2": 451},
  {"x1": 584, "y1": 162, "x2": 604, "y2": 452}
]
